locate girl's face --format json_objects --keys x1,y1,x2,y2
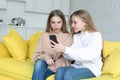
[
  {"x1": 50, "y1": 16, "x2": 63, "y2": 33},
  {"x1": 71, "y1": 15, "x2": 86, "y2": 32}
]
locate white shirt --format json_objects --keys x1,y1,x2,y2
[{"x1": 64, "y1": 31, "x2": 103, "y2": 77}]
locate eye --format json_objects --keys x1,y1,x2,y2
[
  {"x1": 74, "y1": 21, "x2": 77, "y2": 24},
  {"x1": 58, "y1": 21, "x2": 62, "y2": 24},
  {"x1": 51, "y1": 21, "x2": 55, "y2": 24},
  {"x1": 72, "y1": 21, "x2": 77, "y2": 24}
]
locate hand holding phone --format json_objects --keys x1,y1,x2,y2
[{"x1": 49, "y1": 35, "x2": 58, "y2": 45}]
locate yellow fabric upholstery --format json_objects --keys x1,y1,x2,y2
[
  {"x1": 47, "y1": 41, "x2": 120, "y2": 80},
  {"x1": 103, "y1": 41, "x2": 120, "y2": 58},
  {"x1": 81, "y1": 75, "x2": 120, "y2": 80},
  {"x1": 46, "y1": 74, "x2": 120, "y2": 80},
  {"x1": 102, "y1": 48, "x2": 120, "y2": 77},
  {"x1": 28, "y1": 30, "x2": 42, "y2": 59},
  {"x1": 46, "y1": 74, "x2": 55, "y2": 80},
  {"x1": 0, "y1": 42, "x2": 11, "y2": 58},
  {"x1": 1, "y1": 28, "x2": 120, "y2": 80},
  {"x1": 0, "y1": 58, "x2": 34, "y2": 80},
  {"x1": 2, "y1": 28, "x2": 28, "y2": 60},
  {"x1": 0, "y1": 75, "x2": 15, "y2": 80}
]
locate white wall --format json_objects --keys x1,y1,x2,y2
[
  {"x1": 1, "y1": 0, "x2": 120, "y2": 41},
  {"x1": 0, "y1": 0, "x2": 70, "y2": 41},
  {"x1": 70, "y1": 0, "x2": 120, "y2": 41},
  {"x1": 0, "y1": 0, "x2": 70, "y2": 30},
  {"x1": 0, "y1": 0, "x2": 47, "y2": 30}
]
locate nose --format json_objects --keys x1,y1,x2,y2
[
  {"x1": 55, "y1": 23, "x2": 57, "y2": 26},
  {"x1": 71, "y1": 23, "x2": 74, "y2": 28},
  {"x1": 54, "y1": 23, "x2": 59, "y2": 28}
]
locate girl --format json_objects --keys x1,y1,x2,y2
[
  {"x1": 32, "y1": 9, "x2": 72, "y2": 80},
  {"x1": 51, "y1": 9, "x2": 103, "y2": 80}
]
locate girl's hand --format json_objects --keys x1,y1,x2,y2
[
  {"x1": 46, "y1": 58, "x2": 54, "y2": 66},
  {"x1": 48, "y1": 65, "x2": 57, "y2": 72},
  {"x1": 50, "y1": 40, "x2": 66, "y2": 52}
]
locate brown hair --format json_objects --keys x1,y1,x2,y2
[
  {"x1": 69, "y1": 9, "x2": 98, "y2": 34},
  {"x1": 46, "y1": 9, "x2": 69, "y2": 33}
]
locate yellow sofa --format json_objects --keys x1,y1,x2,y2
[
  {"x1": 46, "y1": 41, "x2": 120, "y2": 80},
  {"x1": 0, "y1": 28, "x2": 120, "y2": 80},
  {"x1": 0, "y1": 28, "x2": 42, "y2": 80}
]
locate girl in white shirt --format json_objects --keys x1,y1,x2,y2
[{"x1": 51, "y1": 9, "x2": 103, "y2": 80}]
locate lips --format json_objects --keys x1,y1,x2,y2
[{"x1": 55, "y1": 28, "x2": 59, "y2": 30}]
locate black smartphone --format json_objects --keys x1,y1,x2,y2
[{"x1": 49, "y1": 35, "x2": 58, "y2": 44}]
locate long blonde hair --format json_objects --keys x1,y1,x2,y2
[
  {"x1": 70, "y1": 9, "x2": 104, "y2": 64},
  {"x1": 70, "y1": 9, "x2": 98, "y2": 34}
]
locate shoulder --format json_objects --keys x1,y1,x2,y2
[
  {"x1": 63, "y1": 33, "x2": 72, "y2": 37},
  {"x1": 41, "y1": 32, "x2": 49, "y2": 35},
  {"x1": 39, "y1": 32, "x2": 50, "y2": 40},
  {"x1": 92, "y1": 31, "x2": 103, "y2": 40},
  {"x1": 93, "y1": 31, "x2": 102, "y2": 37},
  {"x1": 63, "y1": 33, "x2": 73, "y2": 40},
  {"x1": 40, "y1": 32, "x2": 49, "y2": 37}
]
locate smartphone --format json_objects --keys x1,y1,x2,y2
[{"x1": 49, "y1": 35, "x2": 58, "y2": 44}]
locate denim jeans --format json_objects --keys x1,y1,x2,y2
[
  {"x1": 32, "y1": 59, "x2": 54, "y2": 80},
  {"x1": 55, "y1": 66, "x2": 95, "y2": 80}
]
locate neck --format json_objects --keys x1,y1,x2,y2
[{"x1": 51, "y1": 31, "x2": 62, "y2": 34}]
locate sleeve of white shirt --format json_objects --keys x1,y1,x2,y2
[
  {"x1": 64, "y1": 32, "x2": 103, "y2": 62},
  {"x1": 63, "y1": 54, "x2": 74, "y2": 61}
]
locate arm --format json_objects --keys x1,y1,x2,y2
[
  {"x1": 63, "y1": 54, "x2": 74, "y2": 61},
  {"x1": 32, "y1": 33, "x2": 53, "y2": 61},
  {"x1": 64, "y1": 32, "x2": 103, "y2": 62},
  {"x1": 55, "y1": 33, "x2": 73, "y2": 60},
  {"x1": 47, "y1": 33, "x2": 72, "y2": 60},
  {"x1": 32, "y1": 34, "x2": 44, "y2": 61},
  {"x1": 32, "y1": 33, "x2": 55, "y2": 66},
  {"x1": 51, "y1": 32, "x2": 103, "y2": 62}
]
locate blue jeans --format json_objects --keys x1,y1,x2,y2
[
  {"x1": 55, "y1": 66, "x2": 95, "y2": 80},
  {"x1": 32, "y1": 59, "x2": 54, "y2": 80}
]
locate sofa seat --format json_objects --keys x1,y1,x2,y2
[
  {"x1": 0, "y1": 75, "x2": 16, "y2": 80},
  {"x1": 83, "y1": 75, "x2": 120, "y2": 80},
  {"x1": 47, "y1": 74, "x2": 120, "y2": 80},
  {"x1": 0, "y1": 58, "x2": 34, "y2": 80},
  {"x1": 0, "y1": 28, "x2": 120, "y2": 80},
  {"x1": 46, "y1": 41, "x2": 120, "y2": 80}
]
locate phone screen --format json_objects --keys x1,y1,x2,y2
[{"x1": 49, "y1": 35, "x2": 58, "y2": 44}]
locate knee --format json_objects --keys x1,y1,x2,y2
[
  {"x1": 34, "y1": 59, "x2": 46, "y2": 69},
  {"x1": 64, "y1": 69, "x2": 72, "y2": 76},
  {"x1": 64, "y1": 69, "x2": 74, "y2": 80},
  {"x1": 56, "y1": 67, "x2": 66, "y2": 77},
  {"x1": 55, "y1": 67, "x2": 66, "y2": 80},
  {"x1": 56, "y1": 67, "x2": 65, "y2": 75}
]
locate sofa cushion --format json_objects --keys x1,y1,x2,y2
[
  {"x1": 0, "y1": 75, "x2": 15, "y2": 80},
  {"x1": 46, "y1": 74, "x2": 55, "y2": 80},
  {"x1": 28, "y1": 30, "x2": 42, "y2": 59},
  {"x1": 2, "y1": 28, "x2": 28, "y2": 60},
  {"x1": 0, "y1": 42, "x2": 11, "y2": 58},
  {"x1": 0, "y1": 58, "x2": 34, "y2": 80},
  {"x1": 102, "y1": 48, "x2": 120, "y2": 77},
  {"x1": 103, "y1": 41, "x2": 120, "y2": 58},
  {"x1": 46, "y1": 74, "x2": 120, "y2": 80},
  {"x1": 81, "y1": 75, "x2": 119, "y2": 80}
]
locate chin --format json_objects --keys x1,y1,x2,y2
[{"x1": 74, "y1": 30, "x2": 79, "y2": 32}]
